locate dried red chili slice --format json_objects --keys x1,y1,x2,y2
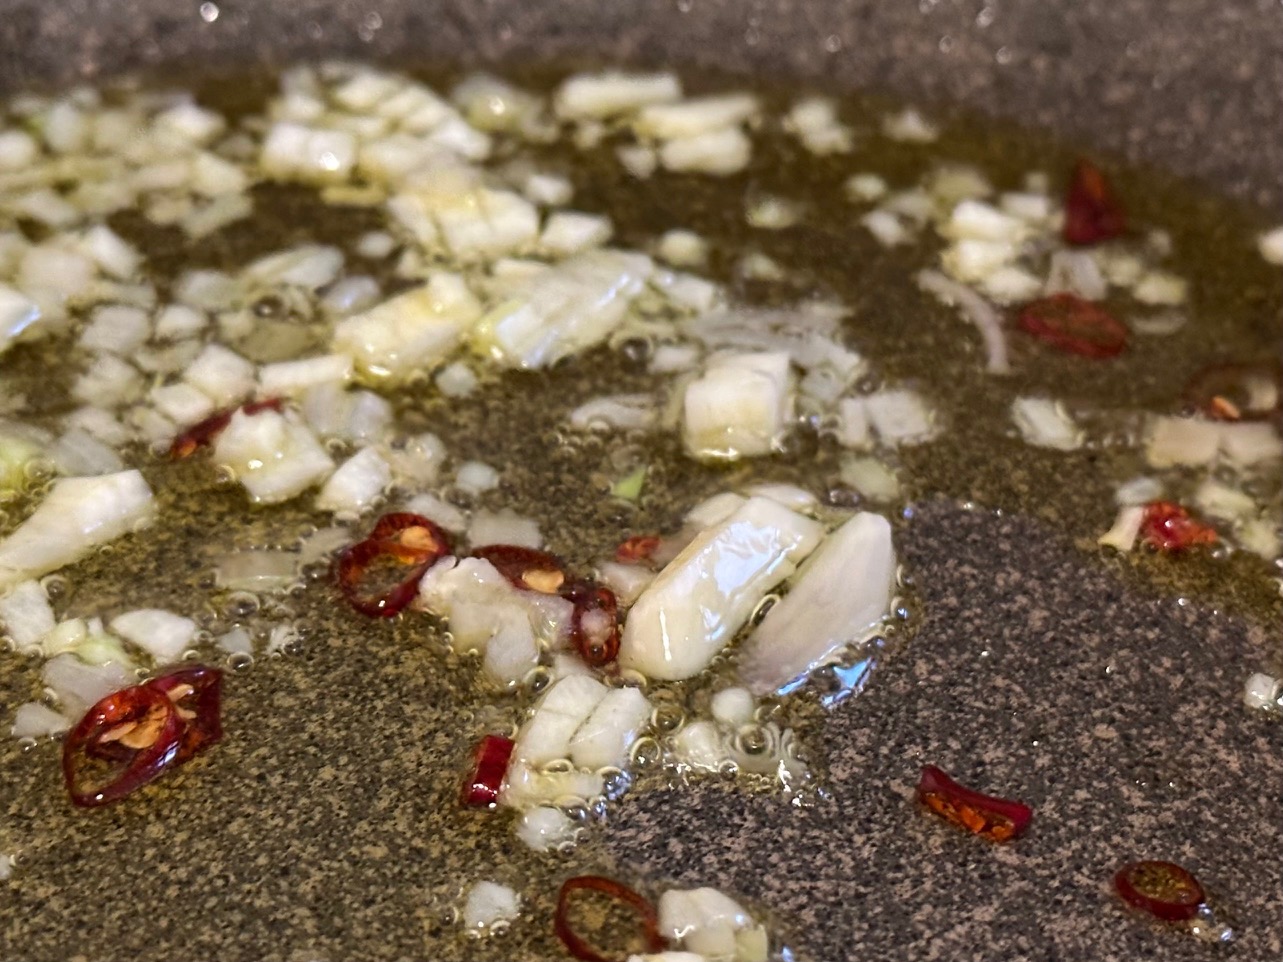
[
  {"x1": 470, "y1": 544, "x2": 568, "y2": 594},
  {"x1": 554, "y1": 875, "x2": 666, "y2": 962},
  {"x1": 1184, "y1": 360, "x2": 1283, "y2": 422},
  {"x1": 916, "y1": 765, "x2": 1033, "y2": 842},
  {"x1": 62, "y1": 683, "x2": 185, "y2": 807},
  {"x1": 1114, "y1": 860, "x2": 1206, "y2": 921},
  {"x1": 1139, "y1": 501, "x2": 1218, "y2": 553},
  {"x1": 461, "y1": 734, "x2": 515, "y2": 808},
  {"x1": 614, "y1": 535, "x2": 661, "y2": 565},
  {"x1": 1016, "y1": 293, "x2": 1128, "y2": 359},
  {"x1": 147, "y1": 666, "x2": 224, "y2": 764},
  {"x1": 168, "y1": 398, "x2": 284, "y2": 459},
  {"x1": 336, "y1": 514, "x2": 452, "y2": 618},
  {"x1": 1063, "y1": 158, "x2": 1127, "y2": 246},
  {"x1": 564, "y1": 582, "x2": 622, "y2": 667}
]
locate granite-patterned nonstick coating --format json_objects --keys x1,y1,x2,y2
[{"x1": 0, "y1": 3, "x2": 1280, "y2": 961}]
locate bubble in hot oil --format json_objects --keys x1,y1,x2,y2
[{"x1": 198, "y1": 1, "x2": 220, "y2": 22}]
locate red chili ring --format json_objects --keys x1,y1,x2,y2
[
  {"x1": 1114, "y1": 860, "x2": 1206, "y2": 922},
  {"x1": 62, "y1": 685, "x2": 186, "y2": 808},
  {"x1": 148, "y1": 666, "x2": 224, "y2": 763},
  {"x1": 916, "y1": 765, "x2": 1033, "y2": 842},
  {"x1": 554, "y1": 875, "x2": 666, "y2": 962},
  {"x1": 336, "y1": 514, "x2": 452, "y2": 618}
]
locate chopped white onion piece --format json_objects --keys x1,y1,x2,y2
[
  {"x1": 456, "y1": 460, "x2": 500, "y2": 495},
  {"x1": 554, "y1": 72, "x2": 682, "y2": 120},
  {"x1": 1144, "y1": 416, "x2": 1221, "y2": 468},
  {"x1": 683, "y1": 351, "x2": 794, "y2": 460},
  {"x1": 315, "y1": 446, "x2": 391, "y2": 515},
  {"x1": 334, "y1": 272, "x2": 483, "y2": 380},
  {"x1": 216, "y1": 627, "x2": 254, "y2": 657},
  {"x1": 73, "y1": 354, "x2": 143, "y2": 408},
  {"x1": 710, "y1": 687, "x2": 756, "y2": 728},
  {"x1": 215, "y1": 550, "x2": 298, "y2": 592},
  {"x1": 0, "y1": 579, "x2": 55, "y2": 653},
  {"x1": 635, "y1": 94, "x2": 758, "y2": 140},
  {"x1": 882, "y1": 108, "x2": 938, "y2": 143},
  {"x1": 659, "y1": 888, "x2": 755, "y2": 954},
  {"x1": 739, "y1": 512, "x2": 895, "y2": 695},
  {"x1": 1098, "y1": 505, "x2": 1145, "y2": 552},
  {"x1": 1217, "y1": 422, "x2": 1283, "y2": 467},
  {"x1": 468, "y1": 509, "x2": 541, "y2": 549},
  {"x1": 916, "y1": 269, "x2": 1011, "y2": 375},
  {"x1": 259, "y1": 354, "x2": 353, "y2": 396},
  {"x1": 1133, "y1": 271, "x2": 1188, "y2": 306},
  {"x1": 671, "y1": 719, "x2": 727, "y2": 771},
  {"x1": 150, "y1": 382, "x2": 217, "y2": 427},
  {"x1": 212, "y1": 409, "x2": 334, "y2": 504},
  {"x1": 839, "y1": 455, "x2": 901, "y2": 503},
  {"x1": 540, "y1": 211, "x2": 612, "y2": 255},
  {"x1": 1044, "y1": 250, "x2": 1107, "y2": 300},
  {"x1": 402, "y1": 493, "x2": 469, "y2": 534},
  {"x1": 499, "y1": 760, "x2": 604, "y2": 810},
  {"x1": 154, "y1": 304, "x2": 207, "y2": 340},
  {"x1": 658, "y1": 127, "x2": 752, "y2": 176},
  {"x1": 1011, "y1": 396, "x2": 1082, "y2": 451},
  {"x1": 845, "y1": 173, "x2": 888, "y2": 203},
  {"x1": 1243, "y1": 672, "x2": 1281, "y2": 711},
  {"x1": 434, "y1": 360, "x2": 478, "y2": 398},
  {"x1": 184, "y1": 344, "x2": 256, "y2": 406},
  {"x1": 514, "y1": 674, "x2": 610, "y2": 767},
  {"x1": 474, "y1": 250, "x2": 652, "y2": 368},
  {"x1": 620, "y1": 497, "x2": 823, "y2": 681},
  {"x1": 11, "y1": 702, "x2": 72, "y2": 739},
  {"x1": 568, "y1": 685, "x2": 651, "y2": 771},
  {"x1": 42, "y1": 653, "x2": 135, "y2": 719},
  {"x1": 1114, "y1": 476, "x2": 1163, "y2": 506},
  {"x1": 860, "y1": 210, "x2": 910, "y2": 247},
  {"x1": 944, "y1": 200, "x2": 1028, "y2": 243},
  {"x1": 110, "y1": 609, "x2": 197, "y2": 664},
  {"x1": 261, "y1": 122, "x2": 357, "y2": 184},
  {"x1": 864, "y1": 390, "x2": 936, "y2": 446},
  {"x1": 746, "y1": 195, "x2": 802, "y2": 230},
  {"x1": 1193, "y1": 479, "x2": 1256, "y2": 523},
  {"x1": 302, "y1": 385, "x2": 393, "y2": 444},
  {"x1": 0, "y1": 284, "x2": 42, "y2": 356},
  {"x1": 570, "y1": 394, "x2": 657, "y2": 432},
  {"x1": 48, "y1": 428, "x2": 124, "y2": 476},
  {"x1": 523, "y1": 172, "x2": 574, "y2": 207},
  {"x1": 784, "y1": 96, "x2": 853, "y2": 155},
  {"x1": 516, "y1": 806, "x2": 579, "y2": 852},
  {"x1": 0, "y1": 471, "x2": 155, "y2": 590},
  {"x1": 1258, "y1": 226, "x2": 1283, "y2": 265},
  {"x1": 462, "y1": 881, "x2": 521, "y2": 932},
  {"x1": 595, "y1": 561, "x2": 655, "y2": 607},
  {"x1": 650, "y1": 343, "x2": 702, "y2": 374}
]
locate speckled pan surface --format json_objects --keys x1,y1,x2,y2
[{"x1": 0, "y1": 2, "x2": 1280, "y2": 961}]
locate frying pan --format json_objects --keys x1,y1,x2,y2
[{"x1": 0, "y1": 2, "x2": 1280, "y2": 960}]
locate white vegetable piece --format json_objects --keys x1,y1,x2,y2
[
  {"x1": 212, "y1": 409, "x2": 334, "y2": 504},
  {"x1": 882, "y1": 107, "x2": 938, "y2": 142},
  {"x1": 461, "y1": 881, "x2": 521, "y2": 932},
  {"x1": 110, "y1": 609, "x2": 198, "y2": 663},
  {"x1": 259, "y1": 354, "x2": 354, "y2": 396},
  {"x1": 402, "y1": 493, "x2": 468, "y2": 534},
  {"x1": 0, "y1": 580, "x2": 56, "y2": 653},
  {"x1": 1098, "y1": 506, "x2": 1145, "y2": 553},
  {"x1": 1243, "y1": 673, "x2": 1281, "y2": 711},
  {"x1": 261, "y1": 122, "x2": 357, "y2": 183},
  {"x1": 184, "y1": 344, "x2": 256, "y2": 406},
  {"x1": 861, "y1": 209, "x2": 909, "y2": 247},
  {"x1": 1144, "y1": 416, "x2": 1221, "y2": 468},
  {"x1": 739, "y1": 512, "x2": 895, "y2": 695},
  {"x1": 456, "y1": 460, "x2": 500, "y2": 494},
  {"x1": 659, "y1": 888, "x2": 759, "y2": 960},
  {"x1": 334, "y1": 272, "x2": 483, "y2": 380},
  {"x1": 864, "y1": 390, "x2": 935, "y2": 446},
  {"x1": 620, "y1": 497, "x2": 823, "y2": 681},
  {"x1": 595, "y1": 561, "x2": 655, "y2": 607},
  {"x1": 839, "y1": 455, "x2": 900, "y2": 503},
  {"x1": 78, "y1": 305, "x2": 150, "y2": 356},
  {"x1": 1258, "y1": 226, "x2": 1283, "y2": 265},
  {"x1": 11, "y1": 702, "x2": 72, "y2": 739},
  {"x1": 656, "y1": 230, "x2": 709, "y2": 268},
  {"x1": 149, "y1": 383, "x2": 217, "y2": 429},
  {"x1": 42, "y1": 654, "x2": 136, "y2": 719},
  {"x1": 635, "y1": 94, "x2": 759, "y2": 140},
  {"x1": 499, "y1": 761, "x2": 605, "y2": 810},
  {"x1": 215, "y1": 551, "x2": 298, "y2": 593},
  {"x1": 0, "y1": 282, "x2": 43, "y2": 356},
  {"x1": 540, "y1": 212, "x2": 612, "y2": 256},
  {"x1": 569, "y1": 394, "x2": 657, "y2": 432},
  {"x1": 1217, "y1": 422, "x2": 1283, "y2": 467},
  {"x1": 658, "y1": 127, "x2": 752, "y2": 176},
  {"x1": 683, "y1": 351, "x2": 794, "y2": 460},
  {"x1": 710, "y1": 687, "x2": 756, "y2": 728},
  {"x1": 514, "y1": 674, "x2": 610, "y2": 767},
  {"x1": 315, "y1": 446, "x2": 391, "y2": 514},
  {"x1": 480, "y1": 606, "x2": 541, "y2": 687},
  {"x1": 435, "y1": 361, "x2": 478, "y2": 398},
  {"x1": 785, "y1": 96, "x2": 853, "y2": 155},
  {"x1": 0, "y1": 471, "x2": 155, "y2": 590},
  {"x1": 568, "y1": 686, "x2": 652, "y2": 771},
  {"x1": 516, "y1": 806, "x2": 579, "y2": 852},
  {"x1": 671, "y1": 719, "x2": 727, "y2": 770},
  {"x1": 1010, "y1": 396, "x2": 1082, "y2": 451},
  {"x1": 473, "y1": 250, "x2": 653, "y2": 369},
  {"x1": 554, "y1": 72, "x2": 682, "y2": 119}
]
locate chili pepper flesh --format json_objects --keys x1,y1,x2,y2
[
  {"x1": 1114, "y1": 860, "x2": 1206, "y2": 921},
  {"x1": 916, "y1": 764, "x2": 1033, "y2": 842}
]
